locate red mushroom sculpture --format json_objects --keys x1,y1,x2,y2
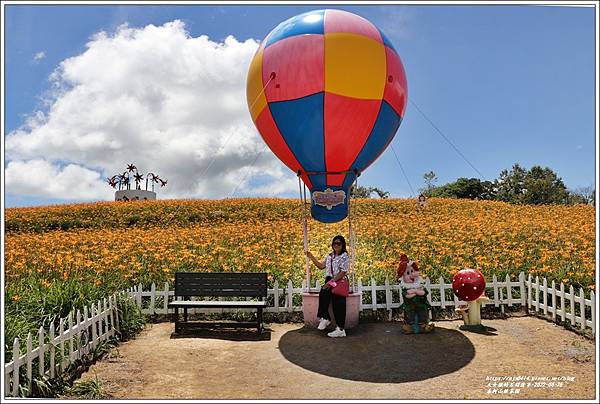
[
  {"x1": 452, "y1": 268, "x2": 490, "y2": 330},
  {"x1": 452, "y1": 268, "x2": 486, "y2": 301}
]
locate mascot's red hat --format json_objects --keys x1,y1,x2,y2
[{"x1": 397, "y1": 254, "x2": 419, "y2": 278}]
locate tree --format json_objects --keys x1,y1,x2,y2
[
  {"x1": 422, "y1": 171, "x2": 438, "y2": 193},
  {"x1": 494, "y1": 164, "x2": 570, "y2": 205},
  {"x1": 494, "y1": 164, "x2": 527, "y2": 203},
  {"x1": 567, "y1": 185, "x2": 595, "y2": 206},
  {"x1": 350, "y1": 185, "x2": 389, "y2": 199},
  {"x1": 427, "y1": 177, "x2": 495, "y2": 200}
]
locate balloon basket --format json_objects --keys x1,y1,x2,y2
[{"x1": 302, "y1": 292, "x2": 361, "y2": 329}]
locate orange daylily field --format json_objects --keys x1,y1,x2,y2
[{"x1": 3, "y1": 197, "x2": 596, "y2": 352}]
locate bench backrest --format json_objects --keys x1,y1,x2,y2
[{"x1": 174, "y1": 272, "x2": 268, "y2": 298}]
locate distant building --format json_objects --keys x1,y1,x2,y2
[{"x1": 115, "y1": 190, "x2": 156, "y2": 201}]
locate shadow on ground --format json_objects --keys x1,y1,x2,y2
[
  {"x1": 170, "y1": 327, "x2": 272, "y2": 341},
  {"x1": 278, "y1": 323, "x2": 475, "y2": 383}
]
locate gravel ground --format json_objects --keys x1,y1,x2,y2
[{"x1": 74, "y1": 317, "x2": 596, "y2": 400}]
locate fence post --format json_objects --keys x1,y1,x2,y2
[
  {"x1": 136, "y1": 283, "x2": 143, "y2": 308},
  {"x1": 371, "y1": 278, "x2": 377, "y2": 311},
  {"x1": 492, "y1": 275, "x2": 499, "y2": 307},
  {"x1": 106, "y1": 297, "x2": 114, "y2": 338},
  {"x1": 591, "y1": 291, "x2": 596, "y2": 335},
  {"x1": 68, "y1": 312, "x2": 74, "y2": 362},
  {"x1": 26, "y1": 332, "x2": 33, "y2": 395},
  {"x1": 103, "y1": 298, "x2": 109, "y2": 340},
  {"x1": 506, "y1": 274, "x2": 513, "y2": 307},
  {"x1": 113, "y1": 294, "x2": 121, "y2": 335},
  {"x1": 527, "y1": 274, "x2": 532, "y2": 312},
  {"x1": 560, "y1": 282, "x2": 566, "y2": 323},
  {"x1": 76, "y1": 310, "x2": 82, "y2": 360},
  {"x1": 535, "y1": 276, "x2": 540, "y2": 313},
  {"x1": 12, "y1": 338, "x2": 20, "y2": 397},
  {"x1": 357, "y1": 278, "x2": 363, "y2": 311},
  {"x1": 287, "y1": 280, "x2": 293, "y2": 313},
  {"x1": 519, "y1": 272, "x2": 526, "y2": 306},
  {"x1": 453, "y1": 284, "x2": 459, "y2": 309},
  {"x1": 423, "y1": 277, "x2": 432, "y2": 320},
  {"x1": 163, "y1": 283, "x2": 169, "y2": 315},
  {"x1": 551, "y1": 281, "x2": 557, "y2": 321},
  {"x1": 38, "y1": 326, "x2": 45, "y2": 378},
  {"x1": 91, "y1": 303, "x2": 97, "y2": 350},
  {"x1": 83, "y1": 305, "x2": 90, "y2": 353},
  {"x1": 273, "y1": 280, "x2": 280, "y2": 312},
  {"x1": 150, "y1": 283, "x2": 156, "y2": 315},
  {"x1": 578, "y1": 288, "x2": 586, "y2": 330},
  {"x1": 49, "y1": 322, "x2": 55, "y2": 379},
  {"x1": 384, "y1": 277, "x2": 392, "y2": 320},
  {"x1": 59, "y1": 318, "x2": 66, "y2": 372},
  {"x1": 96, "y1": 300, "x2": 102, "y2": 342},
  {"x1": 439, "y1": 276, "x2": 446, "y2": 309},
  {"x1": 543, "y1": 278, "x2": 548, "y2": 316},
  {"x1": 569, "y1": 285, "x2": 576, "y2": 326}
]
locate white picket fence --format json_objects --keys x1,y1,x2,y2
[
  {"x1": 3, "y1": 272, "x2": 595, "y2": 398},
  {"x1": 4, "y1": 294, "x2": 121, "y2": 398},
  {"x1": 129, "y1": 272, "x2": 595, "y2": 333}
]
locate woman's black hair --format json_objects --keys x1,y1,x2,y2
[{"x1": 331, "y1": 235, "x2": 347, "y2": 255}]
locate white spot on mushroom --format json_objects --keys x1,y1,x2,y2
[{"x1": 473, "y1": 286, "x2": 478, "y2": 290}]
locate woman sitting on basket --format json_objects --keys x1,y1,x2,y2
[{"x1": 306, "y1": 235, "x2": 349, "y2": 338}]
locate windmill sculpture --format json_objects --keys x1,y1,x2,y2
[{"x1": 107, "y1": 164, "x2": 167, "y2": 201}]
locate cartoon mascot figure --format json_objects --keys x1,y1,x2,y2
[{"x1": 397, "y1": 254, "x2": 435, "y2": 334}]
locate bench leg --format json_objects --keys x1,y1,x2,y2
[
  {"x1": 184, "y1": 307, "x2": 188, "y2": 323},
  {"x1": 173, "y1": 307, "x2": 179, "y2": 334},
  {"x1": 257, "y1": 307, "x2": 263, "y2": 334}
]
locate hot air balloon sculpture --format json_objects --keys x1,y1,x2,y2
[
  {"x1": 247, "y1": 9, "x2": 407, "y2": 327},
  {"x1": 247, "y1": 8, "x2": 407, "y2": 221}
]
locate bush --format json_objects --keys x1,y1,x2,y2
[{"x1": 116, "y1": 294, "x2": 146, "y2": 341}]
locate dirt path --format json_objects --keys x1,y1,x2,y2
[{"x1": 76, "y1": 317, "x2": 595, "y2": 400}]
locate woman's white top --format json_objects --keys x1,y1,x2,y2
[{"x1": 324, "y1": 252, "x2": 349, "y2": 278}]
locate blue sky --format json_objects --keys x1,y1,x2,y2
[{"x1": 3, "y1": 3, "x2": 597, "y2": 207}]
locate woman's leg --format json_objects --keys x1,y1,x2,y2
[
  {"x1": 317, "y1": 277, "x2": 333, "y2": 319},
  {"x1": 331, "y1": 294, "x2": 347, "y2": 329}
]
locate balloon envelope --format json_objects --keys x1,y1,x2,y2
[{"x1": 247, "y1": 9, "x2": 407, "y2": 222}]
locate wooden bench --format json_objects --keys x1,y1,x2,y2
[{"x1": 168, "y1": 272, "x2": 268, "y2": 334}]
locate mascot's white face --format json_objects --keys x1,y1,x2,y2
[{"x1": 403, "y1": 261, "x2": 420, "y2": 284}]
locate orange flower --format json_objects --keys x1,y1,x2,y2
[{"x1": 11, "y1": 295, "x2": 21, "y2": 301}]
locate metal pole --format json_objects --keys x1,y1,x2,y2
[
  {"x1": 348, "y1": 174, "x2": 357, "y2": 293},
  {"x1": 299, "y1": 176, "x2": 310, "y2": 291}
]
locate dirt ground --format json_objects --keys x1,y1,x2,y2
[{"x1": 75, "y1": 317, "x2": 596, "y2": 400}]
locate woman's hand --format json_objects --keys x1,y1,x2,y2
[{"x1": 306, "y1": 250, "x2": 325, "y2": 269}]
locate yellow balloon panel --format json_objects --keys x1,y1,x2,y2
[
  {"x1": 246, "y1": 49, "x2": 268, "y2": 122},
  {"x1": 324, "y1": 33, "x2": 386, "y2": 100}
]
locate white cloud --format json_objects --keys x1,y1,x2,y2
[
  {"x1": 5, "y1": 159, "x2": 111, "y2": 200},
  {"x1": 6, "y1": 20, "x2": 296, "y2": 202},
  {"x1": 33, "y1": 51, "x2": 46, "y2": 63}
]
